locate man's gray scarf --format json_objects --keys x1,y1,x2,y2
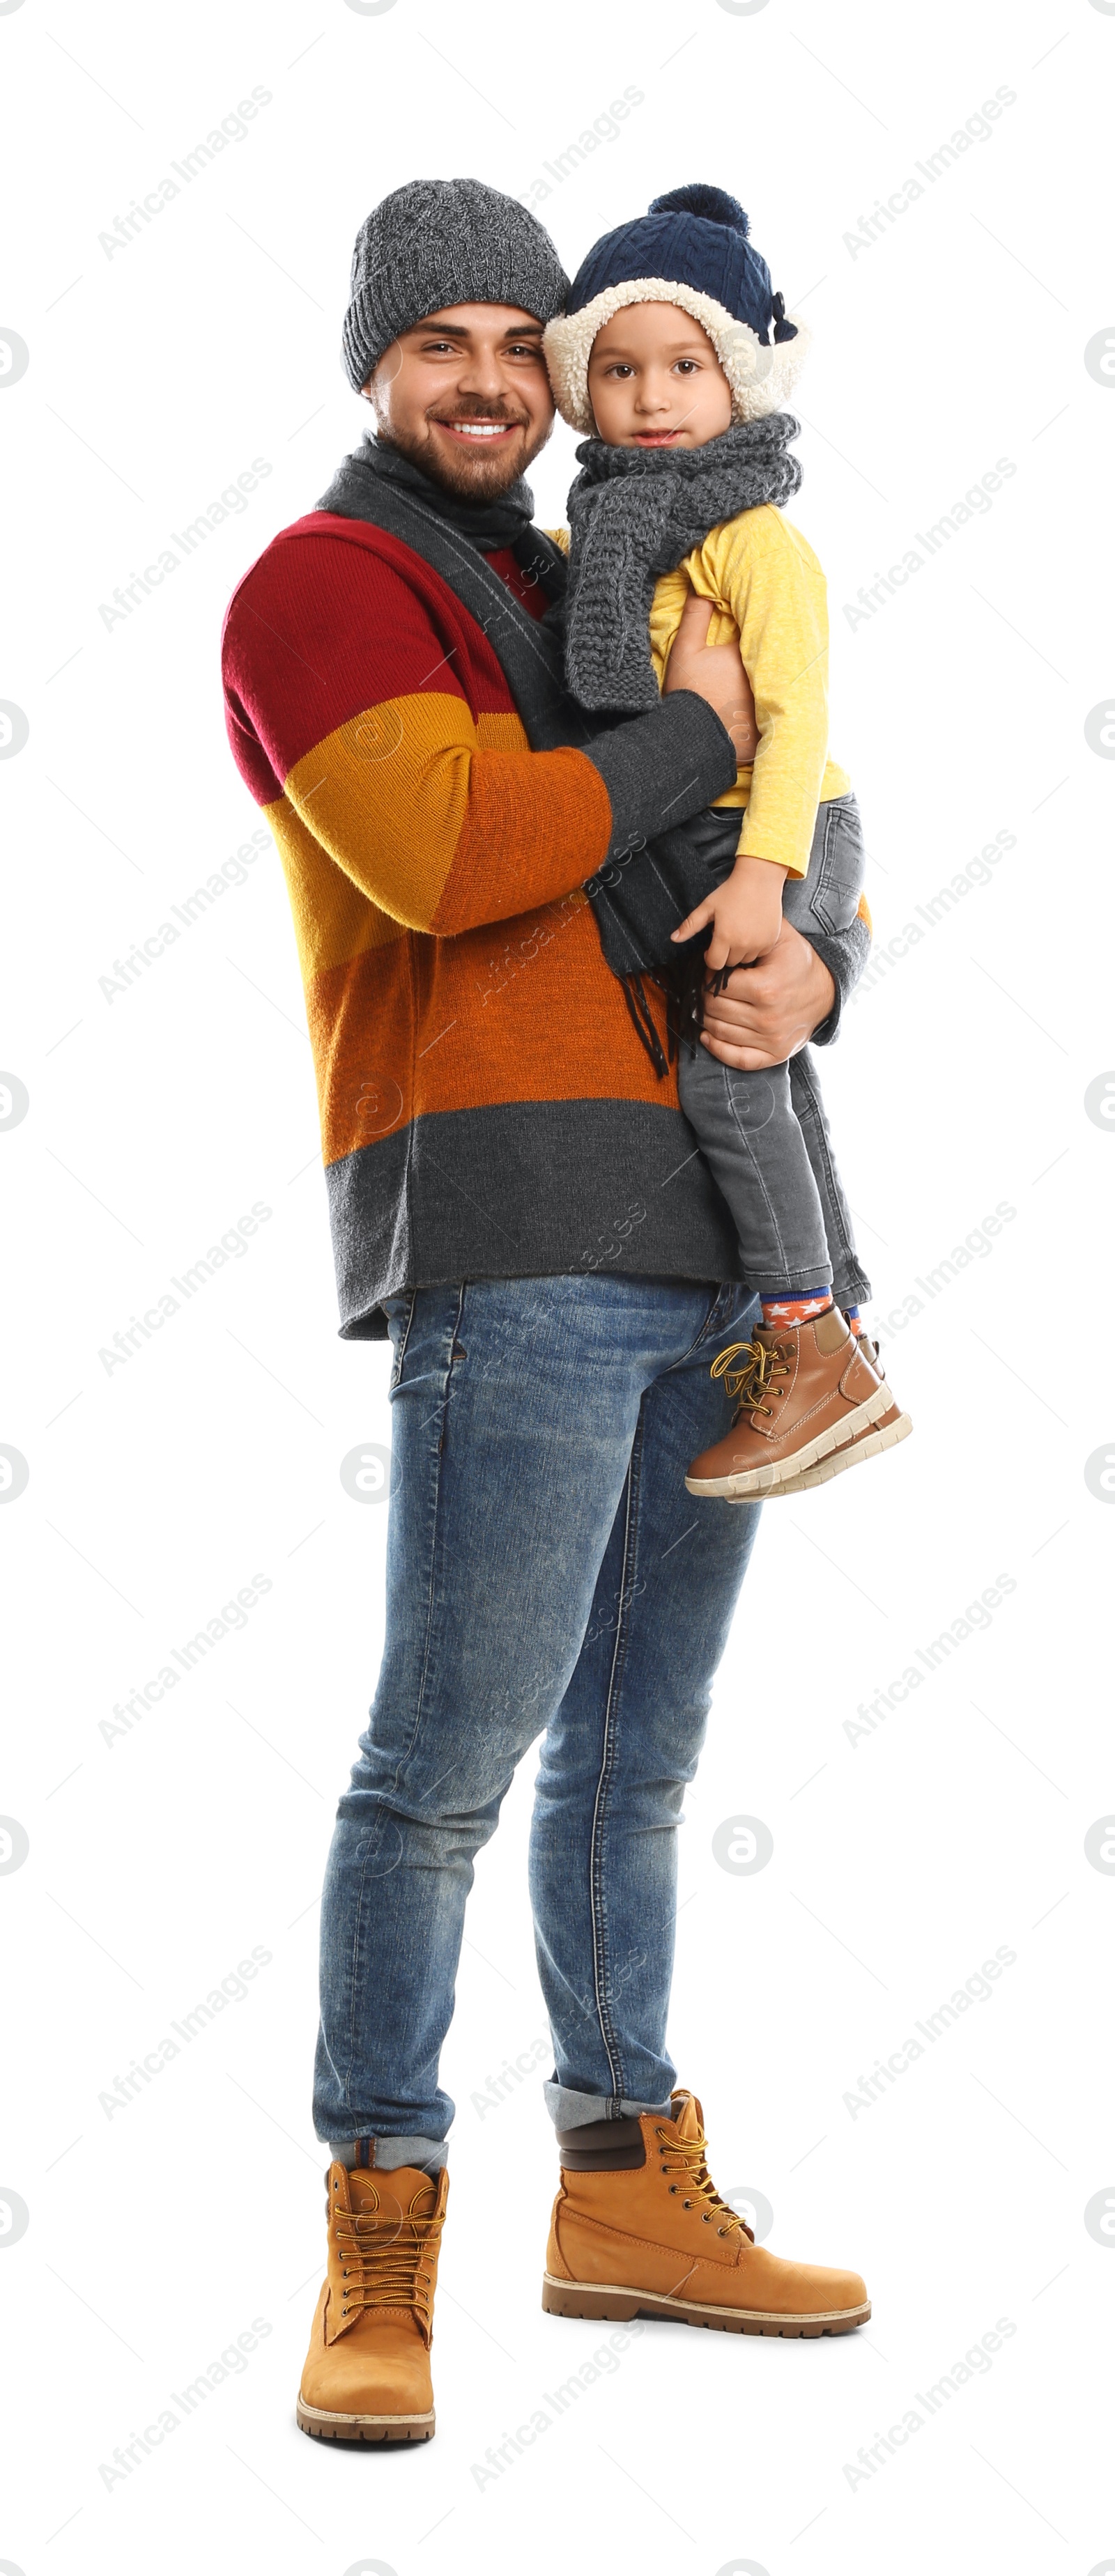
[
  {"x1": 320, "y1": 430, "x2": 539, "y2": 554},
  {"x1": 562, "y1": 414, "x2": 802, "y2": 713},
  {"x1": 317, "y1": 435, "x2": 581, "y2": 750}
]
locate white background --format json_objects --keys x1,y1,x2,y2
[{"x1": 2, "y1": 1, "x2": 1113, "y2": 2569}]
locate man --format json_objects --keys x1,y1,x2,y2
[{"x1": 222, "y1": 178, "x2": 873, "y2": 2448}]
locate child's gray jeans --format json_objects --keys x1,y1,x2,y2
[{"x1": 677, "y1": 793, "x2": 872, "y2": 1305}]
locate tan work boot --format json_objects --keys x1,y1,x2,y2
[
  {"x1": 686, "y1": 1307, "x2": 892, "y2": 1498},
  {"x1": 759, "y1": 1335, "x2": 912, "y2": 1496},
  {"x1": 543, "y1": 2093, "x2": 868, "y2": 2338},
  {"x1": 297, "y1": 2155, "x2": 447, "y2": 2443}
]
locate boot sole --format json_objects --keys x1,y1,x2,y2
[
  {"x1": 296, "y1": 2398, "x2": 435, "y2": 2444},
  {"x1": 541, "y1": 2272, "x2": 870, "y2": 2337},
  {"x1": 748, "y1": 1409, "x2": 913, "y2": 1498},
  {"x1": 685, "y1": 1382, "x2": 893, "y2": 1498}
]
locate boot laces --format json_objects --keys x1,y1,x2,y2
[
  {"x1": 333, "y1": 2192, "x2": 444, "y2": 2336},
  {"x1": 709, "y1": 1335, "x2": 792, "y2": 1424},
  {"x1": 654, "y1": 2126, "x2": 755, "y2": 2240}
]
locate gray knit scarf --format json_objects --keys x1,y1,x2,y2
[{"x1": 562, "y1": 413, "x2": 802, "y2": 713}]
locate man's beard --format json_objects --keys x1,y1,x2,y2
[{"x1": 379, "y1": 404, "x2": 551, "y2": 500}]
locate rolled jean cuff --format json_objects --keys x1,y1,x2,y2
[
  {"x1": 833, "y1": 1259, "x2": 872, "y2": 1307},
  {"x1": 544, "y1": 2080, "x2": 674, "y2": 2129},
  {"x1": 751, "y1": 1269, "x2": 833, "y2": 1299},
  {"x1": 326, "y1": 2134, "x2": 448, "y2": 2173}
]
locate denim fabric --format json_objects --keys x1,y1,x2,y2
[
  {"x1": 314, "y1": 1273, "x2": 763, "y2": 2147},
  {"x1": 677, "y1": 794, "x2": 872, "y2": 1304},
  {"x1": 328, "y1": 2135, "x2": 448, "y2": 2173}
]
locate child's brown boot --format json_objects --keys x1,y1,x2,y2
[
  {"x1": 762, "y1": 1331, "x2": 912, "y2": 1495},
  {"x1": 686, "y1": 1305, "x2": 891, "y2": 1498}
]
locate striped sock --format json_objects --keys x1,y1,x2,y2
[
  {"x1": 760, "y1": 1289, "x2": 833, "y2": 1330},
  {"x1": 844, "y1": 1304, "x2": 864, "y2": 1337}
]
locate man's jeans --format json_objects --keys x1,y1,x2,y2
[
  {"x1": 314, "y1": 1274, "x2": 762, "y2": 2159},
  {"x1": 677, "y1": 795, "x2": 871, "y2": 1305}
]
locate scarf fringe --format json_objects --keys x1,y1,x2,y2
[
  {"x1": 622, "y1": 952, "x2": 716, "y2": 1080},
  {"x1": 622, "y1": 971, "x2": 670, "y2": 1078}
]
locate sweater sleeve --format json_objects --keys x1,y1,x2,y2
[
  {"x1": 807, "y1": 905, "x2": 872, "y2": 1046},
  {"x1": 222, "y1": 519, "x2": 735, "y2": 938},
  {"x1": 700, "y1": 511, "x2": 833, "y2": 878}
]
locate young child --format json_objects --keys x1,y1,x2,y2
[{"x1": 544, "y1": 184, "x2": 911, "y2": 1500}]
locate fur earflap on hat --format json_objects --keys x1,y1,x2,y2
[{"x1": 544, "y1": 184, "x2": 809, "y2": 435}]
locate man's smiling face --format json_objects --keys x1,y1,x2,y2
[{"x1": 364, "y1": 302, "x2": 555, "y2": 499}]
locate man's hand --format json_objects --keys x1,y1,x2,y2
[
  {"x1": 699, "y1": 917, "x2": 836, "y2": 1069},
  {"x1": 662, "y1": 584, "x2": 758, "y2": 762}
]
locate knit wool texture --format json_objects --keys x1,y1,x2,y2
[
  {"x1": 562, "y1": 414, "x2": 803, "y2": 713},
  {"x1": 322, "y1": 432, "x2": 538, "y2": 552},
  {"x1": 342, "y1": 178, "x2": 569, "y2": 391}
]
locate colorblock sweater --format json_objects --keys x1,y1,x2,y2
[{"x1": 221, "y1": 501, "x2": 861, "y2": 1337}]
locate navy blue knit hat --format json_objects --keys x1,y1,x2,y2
[{"x1": 544, "y1": 184, "x2": 808, "y2": 434}]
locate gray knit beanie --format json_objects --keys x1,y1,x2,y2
[{"x1": 342, "y1": 178, "x2": 570, "y2": 391}]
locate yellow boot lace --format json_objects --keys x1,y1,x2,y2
[
  {"x1": 709, "y1": 1335, "x2": 792, "y2": 1425},
  {"x1": 653, "y1": 2124, "x2": 755, "y2": 2241},
  {"x1": 332, "y1": 2187, "x2": 445, "y2": 2336}
]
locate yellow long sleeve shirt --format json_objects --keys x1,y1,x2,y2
[
  {"x1": 553, "y1": 508, "x2": 849, "y2": 882},
  {"x1": 651, "y1": 509, "x2": 849, "y2": 878}
]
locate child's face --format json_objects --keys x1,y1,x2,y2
[{"x1": 587, "y1": 302, "x2": 733, "y2": 449}]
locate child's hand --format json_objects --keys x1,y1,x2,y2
[{"x1": 671, "y1": 853, "x2": 788, "y2": 972}]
